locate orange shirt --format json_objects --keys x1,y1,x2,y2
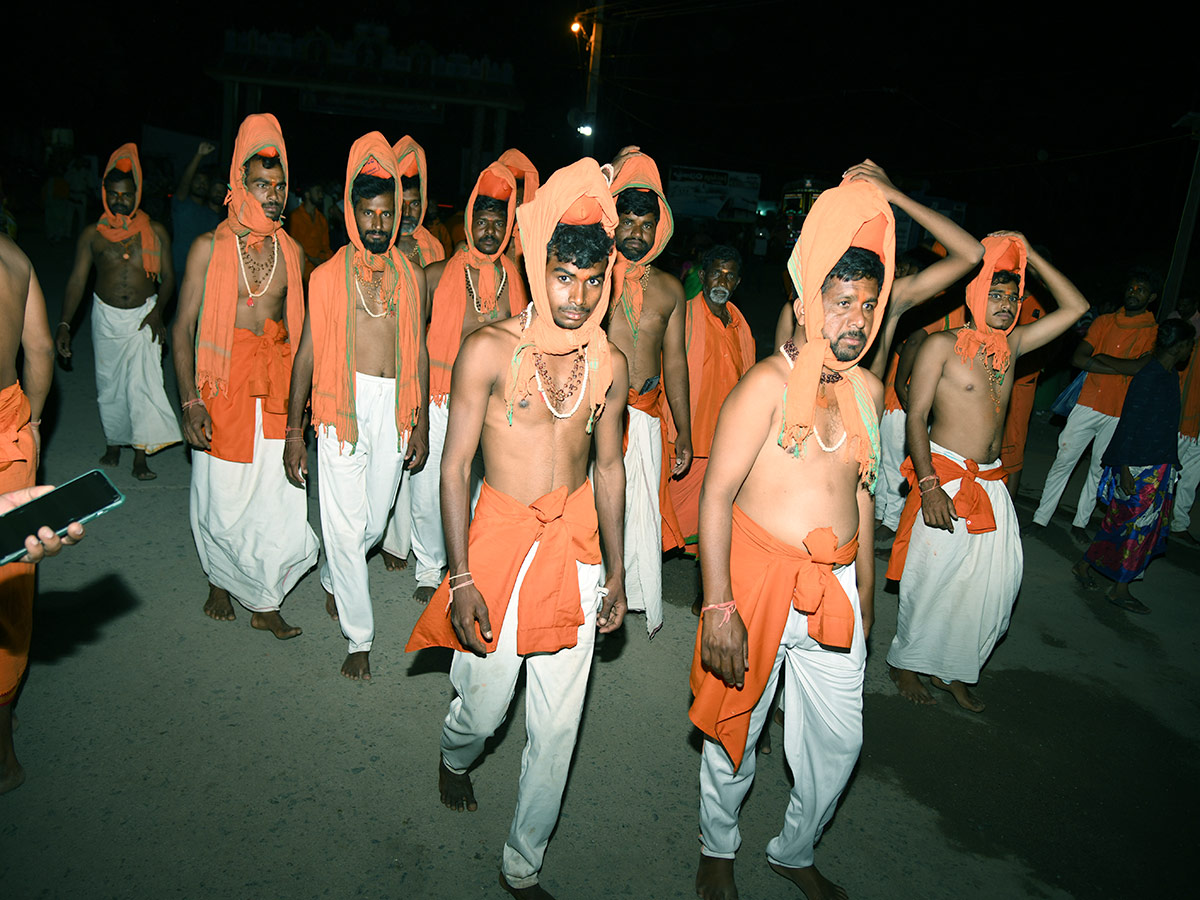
[
  {"x1": 1077, "y1": 310, "x2": 1157, "y2": 417},
  {"x1": 288, "y1": 204, "x2": 332, "y2": 279}
]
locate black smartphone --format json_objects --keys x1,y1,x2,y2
[{"x1": 0, "y1": 469, "x2": 125, "y2": 565}]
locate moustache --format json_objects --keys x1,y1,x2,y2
[
  {"x1": 709, "y1": 287, "x2": 731, "y2": 304},
  {"x1": 619, "y1": 239, "x2": 649, "y2": 260}
]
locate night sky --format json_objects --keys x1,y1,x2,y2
[{"x1": 10, "y1": 3, "x2": 1199, "y2": 300}]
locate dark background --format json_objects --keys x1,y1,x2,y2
[{"x1": 8, "y1": 2, "x2": 1199, "y2": 304}]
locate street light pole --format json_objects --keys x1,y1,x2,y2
[{"x1": 582, "y1": 1, "x2": 604, "y2": 159}]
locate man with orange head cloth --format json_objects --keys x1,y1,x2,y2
[
  {"x1": 392, "y1": 136, "x2": 446, "y2": 268},
  {"x1": 690, "y1": 164, "x2": 895, "y2": 900},
  {"x1": 886, "y1": 233, "x2": 1087, "y2": 712},
  {"x1": 604, "y1": 147, "x2": 691, "y2": 636},
  {"x1": 498, "y1": 147, "x2": 538, "y2": 268},
  {"x1": 381, "y1": 161, "x2": 527, "y2": 599},
  {"x1": 173, "y1": 114, "x2": 319, "y2": 640},
  {"x1": 284, "y1": 133, "x2": 429, "y2": 681},
  {"x1": 407, "y1": 159, "x2": 628, "y2": 899},
  {"x1": 58, "y1": 144, "x2": 181, "y2": 480}
]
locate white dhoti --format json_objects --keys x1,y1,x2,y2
[
  {"x1": 1032, "y1": 403, "x2": 1118, "y2": 528},
  {"x1": 888, "y1": 443, "x2": 1024, "y2": 684},
  {"x1": 317, "y1": 374, "x2": 407, "y2": 654},
  {"x1": 384, "y1": 400, "x2": 481, "y2": 582},
  {"x1": 91, "y1": 295, "x2": 182, "y2": 453},
  {"x1": 621, "y1": 405, "x2": 663, "y2": 636},
  {"x1": 876, "y1": 408, "x2": 907, "y2": 531},
  {"x1": 189, "y1": 399, "x2": 320, "y2": 612},
  {"x1": 699, "y1": 563, "x2": 865, "y2": 869},
  {"x1": 1171, "y1": 433, "x2": 1200, "y2": 532},
  {"x1": 441, "y1": 541, "x2": 602, "y2": 890}
]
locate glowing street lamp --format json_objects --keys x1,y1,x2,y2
[{"x1": 577, "y1": 124, "x2": 593, "y2": 136}]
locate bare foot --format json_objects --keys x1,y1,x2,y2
[
  {"x1": 889, "y1": 666, "x2": 935, "y2": 705},
  {"x1": 499, "y1": 871, "x2": 556, "y2": 899},
  {"x1": 1071, "y1": 560, "x2": 1098, "y2": 590},
  {"x1": 1107, "y1": 588, "x2": 1151, "y2": 615},
  {"x1": 341, "y1": 651, "x2": 371, "y2": 680},
  {"x1": 1070, "y1": 525, "x2": 1090, "y2": 544},
  {"x1": 1173, "y1": 531, "x2": 1200, "y2": 550},
  {"x1": 250, "y1": 611, "x2": 302, "y2": 640},
  {"x1": 696, "y1": 854, "x2": 738, "y2": 900},
  {"x1": 768, "y1": 861, "x2": 848, "y2": 900},
  {"x1": 381, "y1": 550, "x2": 408, "y2": 571},
  {"x1": 132, "y1": 450, "x2": 156, "y2": 480},
  {"x1": 930, "y1": 676, "x2": 985, "y2": 712},
  {"x1": 413, "y1": 585, "x2": 436, "y2": 604},
  {"x1": 758, "y1": 725, "x2": 772, "y2": 755},
  {"x1": 324, "y1": 589, "x2": 339, "y2": 621},
  {"x1": 439, "y1": 758, "x2": 477, "y2": 811},
  {"x1": 98, "y1": 446, "x2": 120, "y2": 466},
  {"x1": 203, "y1": 584, "x2": 236, "y2": 622}
]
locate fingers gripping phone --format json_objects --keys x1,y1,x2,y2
[{"x1": 0, "y1": 469, "x2": 124, "y2": 564}]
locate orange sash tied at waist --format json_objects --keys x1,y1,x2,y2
[
  {"x1": 624, "y1": 381, "x2": 685, "y2": 550},
  {"x1": 689, "y1": 505, "x2": 858, "y2": 769},
  {"x1": 885, "y1": 452, "x2": 1008, "y2": 581},
  {"x1": 0, "y1": 382, "x2": 32, "y2": 468},
  {"x1": 407, "y1": 480, "x2": 602, "y2": 657},
  {"x1": 206, "y1": 322, "x2": 291, "y2": 463}
]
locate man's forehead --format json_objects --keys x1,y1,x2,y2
[
  {"x1": 824, "y1": 277, "x2": 877, "y2": 299},
  {"x1": 547, "y1": 252, "x2": 604, "y2": 277},
  {"x1": 402, "y1": 187, "x2": 421, "y2": 200},
  {"x1": 246, "y1": 160, "x2": 284, "y2": 181}
]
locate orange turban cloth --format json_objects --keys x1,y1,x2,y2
[
  {"x1": 955, "y1": 234, "x2": 1026, "y2": 373},
  {"x1": 392, "y1": 135, "x2": 446, "y2": 264},
  {"x1": 609, "y1": 151, "x2": 674, "y2": 345},
  {"x1": 97, "y1": 143, "x2": 161, "y2": 280},
  {"x1": 509, "y1": 158, "x2": 618, "y2": 432},
  {"x1": 498, "y1": 148, "x2": 539, "y2": 204},
  {"x1": 783, "y1": 178, "x2": 895, "y2": 491}
]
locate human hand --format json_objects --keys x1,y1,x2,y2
[
  {"x1": 671, "y1": 436, "x2": 693, "y2": 478},
  {"x1": 596, "y1": 578, "x2": 626, "y2": 633},
  {"x1": 283, "y1": 437, "x2": 308, "y2": 487},
  {"x1": 55, "y1": 323, "x2": 72, "y2": 359},
  {"x1": 843, "y1": 159, "x2": 897, "y2": 197},
  {"x1": 920, "y1": 485, "x2": 958, "y2": 532},
  {"x1": 450, "y1": 582, "x2": 492, "y2": 656},
  {"x1": 405, "y1": 419, "x2": 430, "y2": 473},
  {"x1": 139, "y1": 309, "x2": 166, "y2": 344},
  {"x1": 197, "y1": 141, "x2": 216, "y2": 157},
  {"x1": 183, "y1": 404, "x2": 213, "y2": 450},
  {"x1": 1120, "y1": 467, "x2": 1136, "y2": 498},
  {"x1": 0, "y1": 485, "x2": 86, "y2": 563},
  {"x1": 700, "y1": 596, "x2": 749, "y2": 688}
]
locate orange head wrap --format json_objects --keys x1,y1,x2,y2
[
  {"x1": 498, "y1": 148, "x2": 539, "y2": 204},
  {"x1": 783, "y1": 178, "x2": 895, "y2": 490},
  {"x1": 97, "y1": 143, "x2": 160, "y2": 280},
  {"x1": 955, "y1": 234, "x2": 1026, "y2": 373},
  {"x1": 392, "y1": 135, "x2": 429, "y2": 220},
  {"x1": 509, "y1": 158, "x2": 618, "y2": 432},
  {"x1": 226, "y1": 113, "x2": 289, "y2": 248},
  {"x1": 464, "y1": 162, "x2": 519, "y2": 315},
  {"x1": 609, "y1": 152, "x2": 674, "y2": 344}
]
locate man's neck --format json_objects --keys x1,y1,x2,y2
[
  {"x1": 303, "y1": 200, "x2": 316, "y2": 214},
  {"x1": 704, "y1": 295, "x2": 731, "y2": 324}
]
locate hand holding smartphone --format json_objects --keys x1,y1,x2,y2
[{"x1": 0, "y1": 469, "x2": 121, "y2": 565}]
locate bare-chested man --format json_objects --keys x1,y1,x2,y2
[
  {"x1": 58, "y1": 144, "x2": 181, "y2": 480},
  {"x1": 886, "y1": 233, "x2": 1088, "y2": 711},
  {"x1": 173, "y1": 113, "x2": 319, "y2": 640},
  {"x1": 0, "y1": 235, "x2": 57, "y2": 794},
  {"x1": 385, "y1": 161, "x2": 527, "y2": 600},
  {"x1": 690, "y1": 175, "x2": 896, "y2": 900},
  {"x1": 392, "y1": 136, "x2": 447, "y2": 269},
  {"x1": 406, "y1": 159, "x2": 627, "y2": 900},
  {"x1": 285, "y1": 133, "x2": 429, "y2": 681},
  {"x1": 603, "y1": 148, "x2": 691, "y2": 636}
]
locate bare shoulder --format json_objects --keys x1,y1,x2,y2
[
  {"x1": 0, "y1": 235, "x2": 31, "y2": 280},
  {"x1": 729, "y1": 354, "x2": 787, "y2": 411},
  {"x1": 920, "y1": 329, "x2": 957, "y2": 357},
  {"x1": 463, "y1": 316, "x2": 521, "y2": 360},
  {"x1": 648, "y1": 266, "x2": 684, "y2": 306},
  {"x1": 858, "y1": 365, "x2": 884, "y2": 405}
]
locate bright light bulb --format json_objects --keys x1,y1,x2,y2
[
  {"x1": 577, "y1": 125, "x2": 593, "y2": 136},
  {"x1": 571, "y1": 21, "x2": 582, "y2": 33}
]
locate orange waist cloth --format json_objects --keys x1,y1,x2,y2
[
  {"x1": 1077, "y1": 311, "x2": 1158, "y2": 417},
  {"x1": 0, "y1": 383, "x2": 36, "y2": 704},
  {"x1": 624, "y1": 382, "x2": 685, "y2": 551},
  {"x1": 406, "y1": 480, "x2": 601, "y2": 657},
  {"x1": 206, "y1": 322, "x2": 291, "y2": 463},
  {"x1": 428, "y1": 253, "x2": 527, "y2": 404},
  {"x1": 886, "y1": 452, "x2": 1008, "y2": 581},
  {"x1": 689, "y1": 505, "x2": 858, "y2": 770}
]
